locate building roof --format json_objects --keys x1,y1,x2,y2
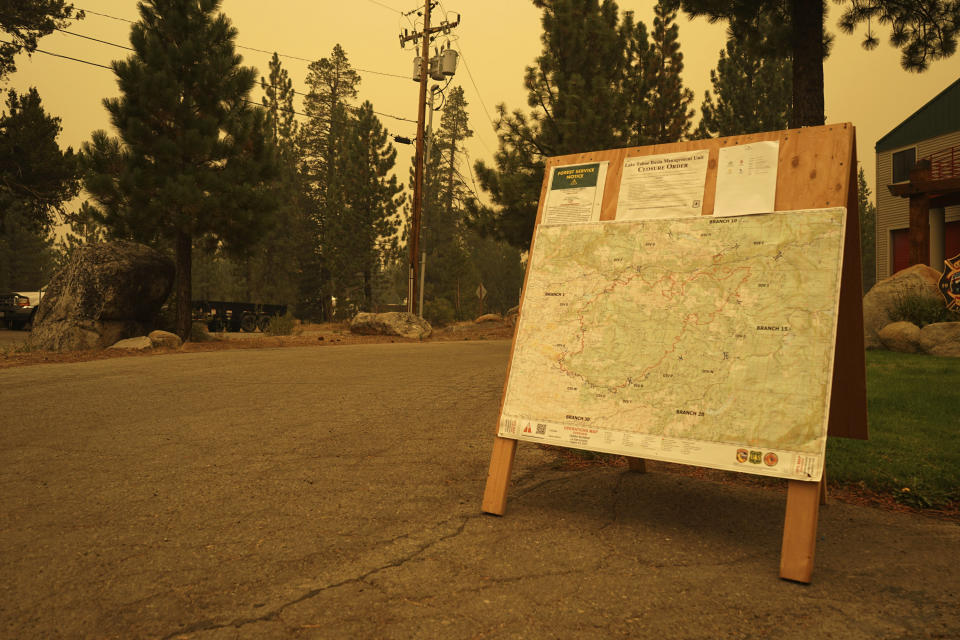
[{"x1": 875, "y1": 76, "x2": 960, "y2": 153}]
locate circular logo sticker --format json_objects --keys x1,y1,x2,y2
[
  {"x1": 736, "y1": 448, "x2": 749, "y2": 463},
  {"x1": 763, "y1": 452, "x2": 779, "y2": 466}
]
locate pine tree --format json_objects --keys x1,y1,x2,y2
[
  {"x1": 472, "y1": 0, "x2": 633, "y2": 251},
  {"x1": 681, "y1": 1, "x2": 960, "y2": 127},
  {"x1": 0, "y1": 88, "x2": 80, "y2": 235},
  {"x1": 421, "y1": 86, "x2": 476, "y2": 321},
  {"x1": 334, "y1": 101, "x2": 403, "y2": 313},
  {"x1": 0, "y1": 0, "x2": 83, "y2": 78},
  {"x1": 0, "y1": 87, "x2": 80, "y2": 291},
  {"x1": 641, "y1": 0, "x2": 694, "y2": 144},
  {"x1": 696, "y1": 14, "x2": 791, "y2": 138},
  {"x1": 225, "y1": 51, "x2": 304, "y2": 305},
  {"x1": 0, "y1": 221, "x2": 56, "y2": 292},
  {"x1": 620, "y1": 11, "x2": 656, "y2": 147},
  {"x1": 82, "y1": 0, "x2": 280, "y2": 340},
  {"x1": 298, "y1": 44, "x2": 360, "y2": 320},
  {"x1": 54, "y1": 201, "x2": 106, "y2": 268},
  {"x1": 261, "y1": 52, "x2": 298, "y2": 156},
  {"x1": 858, "y1": 167, "x2": 877, "y2": 293}
]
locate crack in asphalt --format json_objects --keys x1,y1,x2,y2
[
  {"x1": 159, "y1": 515, "x2": 474, "y2": 639},
  {"x1": 159, "y1": 465, "x2": 589, "y2": 639}
]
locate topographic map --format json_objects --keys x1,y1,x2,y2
[{"x1": 499, "y1": 208, "x2": 846, "y2": 481}]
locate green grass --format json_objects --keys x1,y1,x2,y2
[{"x1": 827, "y1": 350, "x2": 960, "y2": 508}]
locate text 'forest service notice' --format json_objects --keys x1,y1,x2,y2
[
  {"x1": 499, "y1": 209, "x2": 847, "y2": 481},
  {"x1": 542, "y1": 162, "x2": 609, "y2": 225}
]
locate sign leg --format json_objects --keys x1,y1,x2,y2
[
  {"x1": 627, "y1": 457, "x2": 647, "y2": 473},
  {"x1": 780, "y1": 479, "x2": 821, "y2": 583},
  {"x1": 482, "y1": 436, "x2": 518, "y2": 515},
  {"x1": 819, "y1": 468, "x2": 829, "y2": 506}
]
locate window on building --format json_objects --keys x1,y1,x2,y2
[{"x1": 892, "y1": 147, "x2": 916, "y2": 183}]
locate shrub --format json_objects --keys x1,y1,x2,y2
[
  {"x1": 265, "y1": 311, "x2": 297, "y2": 336},
  {"x1": 423, "y1": 297, "x2": 456, "y2": 327},
  {"x1": 889, "y1": 293, "x2": 959, "y2": 328}
]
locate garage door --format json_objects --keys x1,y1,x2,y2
[
  {"x1": 891, "y1": 228, "x2": 911, "y2": 274},
  {"x1": 946, "y1": 220, "x2": 960, "y2": 261}
]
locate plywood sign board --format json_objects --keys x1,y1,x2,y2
[
  {"x1": 483, "y1": 125, "x2": 868, "y2": 581},
  {"x1": 500, "y1": 207, "x2": 846, "y2": 482}
]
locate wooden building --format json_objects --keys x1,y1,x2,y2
[{"x1": 875, "y1": 77, "x2": 960, "y2": 279}]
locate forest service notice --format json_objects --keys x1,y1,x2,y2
[{"x1": 499, "y1": 209, "x2": 846, "y2": 481}]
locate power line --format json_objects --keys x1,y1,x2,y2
[
  {"x1": 55, "y1": 27, "x2": 132, "y2": 50},
  {"x1": 8, "y1": 40, "x2": 417, "y2": 140},
  {"x1": 75, "y1": 5, "x2": 410, "y2": 79},
  {"x1": 47, "y1": 25, "x2": 418, "y2": 125},
  {"x1": 365, "y1": 0, "x2": 403, "y2": 14},
  {"x1": 77, "y1": 7, "x2": 129, "y2": 23},
  {"x1": 449, "y1": 42, "x2": 494, "y2": 130},
  {"x1": 3, "y1": 41, "x2": 112, "y2": 70}
]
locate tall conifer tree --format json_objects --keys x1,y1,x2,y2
[
  {"x1": 82, "y1": 0, "x2": 279, "y2": 339},
  {"x1": 299, "y1": 44, "x2": 360, "y2": 319},
  {"x1": 641, "y1": 0, "x2": 694, "y2": 144},
  {"x1": 620, "y1": 11, "x2": 656, "y2": 147},
  {"x1": 681, "y1": 1, "x2": 960, "y2": 127},
  {"x1": 334, "y1": 101, "x2": 403, "y2": 312},
  {"x1": 225, "y1": 51, "x2": 304, "y2": 304},
  {"x1": 0, "y1": 88, "x2": 79, "y2": 236},
  {"x1": 473, "y1": 0, "x2": 631, "y2": 251},
  {"x1": 696, "y1": 14, "x2": 791, "y2": 138},
  {"x1": 422, "y1": 86, "x2": 476, "y2": 320}
]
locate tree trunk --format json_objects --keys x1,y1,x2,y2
[
  {"x1": 790, "y1": 0, "x2": 825, "y2": 128},
  {"x1": 363, "y1": 268, "x2": 372, "y2": 311},
  {"x1": 176, "y1": 230, "x2": 192, "y2": 341}
]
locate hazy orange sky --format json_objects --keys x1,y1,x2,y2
[{"x1": 7, "y1": 0, "x2": 959, "y2": 212}]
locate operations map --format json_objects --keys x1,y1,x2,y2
[{"x1": 498, "y1": 209, "x2": 846, "y2": 481}]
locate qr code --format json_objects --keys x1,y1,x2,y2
[{"x1": 536, "y1": 423, "x2": 547, "y2": 435}]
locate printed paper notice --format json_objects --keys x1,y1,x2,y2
[
  {"x1": 616, "y1": 150, "x2": 708, "y2": 220},
  {"x1": 714, "y1": 141, "x2": 779, "y2": 217},
  {"x1": 541, "y1": 162, "x2": 608, "y2": 225}
]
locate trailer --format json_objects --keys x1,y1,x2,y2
[{"x1": 192, "y1": 300, "x2": 288, "y2": 332}]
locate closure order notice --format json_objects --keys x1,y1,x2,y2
[{"x1": 616, "y1": 150, "x2": 709, "y2": 219}]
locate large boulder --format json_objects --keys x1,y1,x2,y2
[
  {"x1": 148, "y1": 330, "x2": 182, "y2": 349},
  {"x1": 862, "y1": 264, "x2": 941, "y2": 349},
  {"x1": 108, "y1": 336, "x2": 153, "y2": 351},
  {"x1": 919, "y1": 322, "x2": 960, "y2": 357},
  {"x1": 27, "y1": 241, "x2": 175, "y2": 351},
  {"x1": 878, "y1": 321, "x2": 921, "y2": 353},
  {"x1": 349, "y1": 312, "x2": 432, "y2": 340}
]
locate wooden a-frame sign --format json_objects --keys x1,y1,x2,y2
[{"x1": 481, "y1": 123, "x2": 868, "y2": 584}]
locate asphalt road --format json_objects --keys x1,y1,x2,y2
[{"x1": 1, "y1": 342, "x2": 958, "y2": 639}]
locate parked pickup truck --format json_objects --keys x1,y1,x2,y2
[{"x1": 0, "y1": 291, "x2": 43, "y2": 330}]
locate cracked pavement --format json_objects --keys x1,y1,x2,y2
[{"x1": 1, "y1": 341, "x2": 958, "y2": 639}]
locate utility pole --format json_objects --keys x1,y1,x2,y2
[
  {"x1": 419, "y1": 84, "x2": 441, "y2": 318},
  {"x1": 400, "y1": 2, "x2": 460, "y2": 316}
]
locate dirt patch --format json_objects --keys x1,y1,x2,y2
[{"x1": 0, "y1": 320, "x2": 515, "y2": 369}]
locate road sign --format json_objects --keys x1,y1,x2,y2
[{"x1": 476, "y1": 283, "x2": 487, "y2": 300}]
